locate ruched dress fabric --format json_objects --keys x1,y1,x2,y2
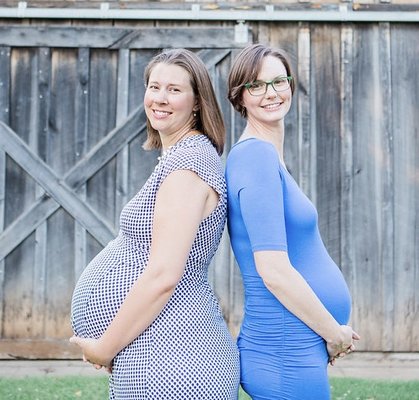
[
  {"x1": 71, "y1": 135, "x2": 240, "y2": 400},
  {"x1": 225, "y1": 138, "x2": 352, "y2": 400}
]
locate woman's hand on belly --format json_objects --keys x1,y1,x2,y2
[
  {"x1": 327, "y1": 327, "x2": 360, "y2": 366},
  {"x1": 70, "y1": 336, "x2": 113, "y2": 371}
]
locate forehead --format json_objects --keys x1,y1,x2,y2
[
  {"x1": 148, "y1": 63, "x2": 191, "y2": 86},
  {"x1": 256, "y1": 55, "x2": 287, "y2": 79}
]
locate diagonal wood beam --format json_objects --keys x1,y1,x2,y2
[
  {"x1": 0, "y1": 195, "x2": 59, "y2": 261},
  {"x1": 0, "y1": 123, "x2": 116, "y2": 248},
  {"x1": 197, "y1": 49, "x2": 231, "y2": 69},
  {"x1": 0, "y1": 105, "x2": 146, "y2": 260},
  {"x1": 66, "y1": 105, "x2": 146, "y2": 189}
]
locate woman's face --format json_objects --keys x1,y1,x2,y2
[
  {"x1": 242, "y1": 55, "x2": 292, "y2": 126},
  {"x1": 144, "y1": 63, "x2": 196, "y2": 137}
]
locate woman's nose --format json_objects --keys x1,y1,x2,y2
[
  {"x1": 265, "y1": 83, "x2": 278, "y2": 98},
  {"x1": 153, "y1": 89, "x2": 168, "y2": 104}
]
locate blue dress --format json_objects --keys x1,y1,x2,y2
[
  {"x1": 71, "y1": 135, "x2": 240, "y2": 399},
  {"x1": 225, "y1": 138, "x2": 351, "y2": 400}
]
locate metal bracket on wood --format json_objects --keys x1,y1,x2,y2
[
  {"x1": 234, "y1": 21, "x2": 249, "y2": 44},
  {"x1": 17, "y1": 1, "x2": 27, "y2": 18}
]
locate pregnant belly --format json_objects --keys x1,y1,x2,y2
[
  {"x1": 303, "y1": 260, "x2": 352, "y2": 325},
  {"x1": 71, "y1": 247, "x2": 145, "y2": 338}
]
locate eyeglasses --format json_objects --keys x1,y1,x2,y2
[{"x1": 244, "y1": 76, "x2": 293, "y2": 96}]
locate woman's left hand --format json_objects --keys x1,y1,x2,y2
[{"x1": 69, "y1": 336, "x2": 113, "y2": 372}]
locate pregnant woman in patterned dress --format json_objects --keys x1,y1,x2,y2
[
  {"x1": 70, "y1": 49, "x2": 239, "y2": 399},
  {"x1": 225, "y1": 44, "x2": 360, "y2": 399}
]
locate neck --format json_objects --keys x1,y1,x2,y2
[
  {"x1": 159, "y1": 126, "x2": 199, "y2": 150},
  {"x1": 241, "y1": 118, "x2": 285, "y2": 164}
]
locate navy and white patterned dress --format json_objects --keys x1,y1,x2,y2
[{"x1": 71, "y1": 134, "x2": 240, "y2": 399}]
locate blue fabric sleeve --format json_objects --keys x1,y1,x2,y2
[{"x1": 233, "y1": 140, "x2": 288, "y2": 252}]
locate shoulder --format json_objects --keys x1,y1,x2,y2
[
  {"x1": 172, "y1": 139, "x2": 221, "y2": 173},
  {"x1": 161, "y1": 135, "x2": 225, "y2": 194},
  {"x1": 226, "y1": 138, "x2": 279, "y2": 172}
]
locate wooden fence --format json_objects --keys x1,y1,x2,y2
[{"x1": 0, "y1": 19, "x2": 417, "y2": 358}]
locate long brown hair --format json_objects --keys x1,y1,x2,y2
[
  {"x1": 143, "y1": 49, "x2": 225, "y2": 155},
  {"x1": 228, "y1": 44, "x2": 295, "y2": 118}
]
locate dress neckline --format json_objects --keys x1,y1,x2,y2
[{"x1": 232, "y1": 137, "x2": 290, "y2": 173}]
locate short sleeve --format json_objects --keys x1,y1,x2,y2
[
  {"x1": 158, "y1": 143, "x2": 225, "y2": 198},
  {"x1": 227, "y1": 140, "x2": 287, "y2": 252}
]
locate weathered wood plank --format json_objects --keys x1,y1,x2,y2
[
  {"x1": 268, "y1": 23, "x2": 300, "y2": 181},
  {"x1": 391, "y1": 24, "x2": 419, "y2": 351},
  {"x1": 377, "y1": 22, "x2": 394, "y2": 352},
  {"x1": 311, "y1": 24, "x2": 342, "y2": 265},
  {"x1": 126, "y1": 49, "x2": 159, "y2": 198},
  {"x1": 0, "y1": 150, "x2": 5, "y2": 337},
  {"x1": 5, "y1": 48, "x2": 38, "y2": 338},
  {"x1": 0, "y1": 45, "x2": 10, "y2": 338},
  {"x1": 85, "y1": 49, "x2": 118, "y2": 227},
  {"x1": 44, "y1": 43, "x2": 76, "y2": 338},
  {"x1": 115, "y1": 49, "x2": 130, "y2": 226},
  {"x1": 3, "y1": 233, "x2": 38, "y2": 338},
  {"x1": 0, "y1": 123, "x2": 116, "y2": 246},
  {"x1": 339, "y1": 25, "x2": 357, "y2": 329},
  {"x1": 224, "y1": 48, "x2": 246, "y2": 338},
  {"x1": 297, "y1": 23, "x2": 312, "y2": 196},
  {"x1": 28, "y1": 47, "x2": 51, "y2": 338},
  {"x1": 74, "y1": 47, "x2": 90, "y2": 279},
  {"x1": 0, "y1": 26, "x2": 242, "y2": 49},
  {"x1": 352, "y1": 24, "x2": 386, "y2": 351}
]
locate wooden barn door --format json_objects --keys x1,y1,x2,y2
[{"x1": 0, "y1": 25, "x2": 249, "y2": 358}]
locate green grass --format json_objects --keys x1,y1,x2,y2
[{"x1": 0, "y1": 376, "x2": 418, "y2": 399}]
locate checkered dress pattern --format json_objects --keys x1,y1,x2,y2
[{"x1": 71, "y1": 135, "x2": 240, "y2": 399}]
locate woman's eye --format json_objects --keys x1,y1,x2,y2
[
  {"x1": 250, "y1": 81, "x2": 264, "y2": 89},
  {"x1": 274, "y1": 77, "x2": 287, "y2": 84}
]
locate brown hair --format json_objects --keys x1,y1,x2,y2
[
  {"x1": 228, "y1": 44, "x2": 295, "y2": 118},
  {"x1": 143, "y1": 48, "x2": 225, "y2": 155}
]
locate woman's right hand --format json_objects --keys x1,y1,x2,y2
[{"x1": 327, "y1": 325, "x2": 360, "y2": 365}]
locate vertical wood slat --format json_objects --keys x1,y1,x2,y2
[
  {"x1": 297, "y1": 23, "x2": 312, "y2": 195},
  {"x1": 391, "y1": 25, "x2": 419, "y2": 351},
  {"x1": 74, "y1": 47, "x2": 90, "y2": 280},
  {"x1": 311, "y1": 24, "x2": 342, "y2": 265},
  {"x1": 339, "y1": 25, "x2": 356, "y2": 328},
  {"x1": 225, "y1": 48, "x2": 245, "y2": 335},
  {"x1": 206, "y1": 50, "x2": 234, "y2": 324},
  {"x1": 268, "y1": 24, "x2": 299, "y2": 178},
  {"x1": 0, "y1": 46, "x2": 10, "y2": 337},
  {"x1": 30, "y1": 47, "x2": 50, "y2": 338},
  {"x1": 352, "y1": 24, "x2": 385, "y2": 351},
  {"x1": 5, "y1": 48, "x2": 38, "y2": 339},
  {"x1": 378, "y1": 22, "x2": 395, "y2": 351},
  {"x1": 115, "y1": 49, "x2": 130, "y2": 226},
  {"x1": 45, "y1": 48, "x2": 77, "y2": 338}
]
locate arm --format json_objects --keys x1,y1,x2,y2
[
  {"x1": 70, "y1": 169, "x2": 214, "y2": 367},
  {"x1": 254, "y1": 251, "x2": 359, "y2": 360},
  {"x1": 231, "y1": 141, "x2": 358, "y2": 361}
]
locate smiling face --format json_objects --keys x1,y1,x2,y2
[
  {"x1": 144, "y1": 63, "x2": 197, "y2": 139},
  {"x1": 242, "y1": 55, "x2": 292, "y2": 128}
]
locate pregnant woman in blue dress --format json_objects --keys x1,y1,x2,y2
[
  {"x1": 226, "y1": 44, "x2": 360, "y2": 400},
  {"x1": 70, "y1": 49, "x2": 239, "y2": 399}
]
